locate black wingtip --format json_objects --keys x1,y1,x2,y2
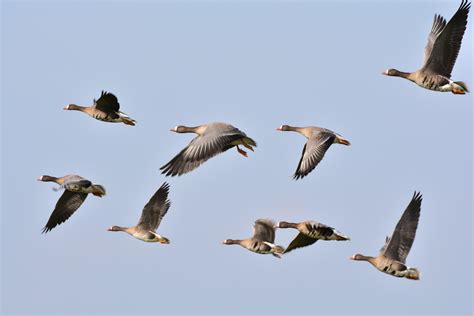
[
  {"x1": 412, "y1": 191, "x2": 423, "y2": 204},
  {"x1": 160, "y1": 182, "x2": 171, "y2": 193}
]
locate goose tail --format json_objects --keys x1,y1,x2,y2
[
  {"x1": 452, "y1": 81, "x2": 469, "y2": 94},
  {"x1": 91, "y1": 184, "x2": 106, "y2": 197}
]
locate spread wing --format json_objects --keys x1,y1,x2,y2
[
  {"x1": 137, "y1": 182, "x2": 171, "y2": 231},
  {"x1": 252, "y1": 219, "x2": 276, "y2": 243},
  {"x1": 93, "y1": 91, "x2": 120, "y2": 116},
  {"x1": 382, "y1": 192, "x2": 422, "y2": 263},
  {"x1": 423, "y1": 0, "x2": 471, "y2": 77},
  {"x1": 42, "y1": 191, "x2": 88, "y2": 233},
  {"x1": 284, "y1": 233, "x2": 318, "y2": 254},
  {"x1": 293, "y1": 132, "x2": 335, "y2": 180},
  {"x1": 160, "y1": 129, "x2": 247, "y2": 177}
]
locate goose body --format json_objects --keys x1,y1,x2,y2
[
  {"x1": 350, "y1": 192, "x2": 423, "y2": 280},
  {"x1": 383, "y1": 1, "x2": 470, "y2": 94},
  {"x1": 108, "y1": 182, "x2": 171, "y2": 244},
  {"x1": 276, "y1": 125, "x2": 350, "y2": 180},
  {"x1": 160, "y1": 122, "x2": 257, "y2": 177},
  {"x1": 276, "y1": 221, "x2": 350, "y2": 254},
  {"x1": 38, "y1": 175, "x2": 106, "y2": 233},
  {"x1": 223, "y1": 219, "x2": 284, "y2": 258},
  {"x1": 64, "y1": 91, "x2": 136, "y2": 125}
]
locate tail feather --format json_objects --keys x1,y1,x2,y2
[
  {"x1": 335, "y1": 233, "x2": 350, "y2": 241},
  {"x1": 92, "y1": 184, "x2": 106, "y2": 197},
  {"x1": 336, "y1": 136, "x2": 351, "y2": 146},
  {"x1": 406, "y1": 268, "x2": 420, "y2": 280},
  {"x1": 454, "y1": 81, "x2": 469, "y2": 93},
  {"x1": 243, "y1": 136, "x2": 257, "y2": 147},
  {"x1": 122, "y1": 117, "x2": 136, "y2": 126}
]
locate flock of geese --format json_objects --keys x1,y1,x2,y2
[{"x1": 38, "y1": 1, "x2": 470, "y2": 281}]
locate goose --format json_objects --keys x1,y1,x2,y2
[
  {"x1": 223, "y1": 219, "x2": 285, "y2": 258},
  {"x1": 350, "y1": 192, "x2": 422, "y2": 280},
  {"x1": 108, "y1": 182, "x2": 171, "y2": 243},
  {"x1": 383, "y1": 0, "x2": 470, "y2": 94},
  {"x1": 275, "y1": 220, "x2": 350, "y2": 254},
  {"x1": 64, "y1": 91, "x2": 136, "y2": 125},
  {"x1": 38, "y1": 175, "x2": 106, "y2": 233},
  {"x1": 276, "y1": 125, "x2": 350, "y2": 180},
  {"x1": 160, "y1": 122, "x2": 257, "y2": 177}
]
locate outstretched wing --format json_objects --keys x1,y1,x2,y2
[
  {"x1": 284, "y1": 233, "x2": 318, "y2": 254},
  {"x1": 42, "y1": 191, "x2": 88, "y2": 233},
  {"x1": 423, "y1": 1, "x2": 471, "y2": 77},
  {"x1": 252, "y1": 219, "x2": 276, "y2": 243},
  {"x1": 382, "y1": 192, "x2": 422, "y2": 263},
  {"x1": 293, "y1": 132, "x2": 335, "y2": 180},
  {"x1": 137, "y1": 182, "x2": 171, "y2": 231},
  {"x1": 93, "y1": 91, "x2": 120, "y2": 115},
  {"x1": 160, "y1": 128, "x2": 247, "y2": 177}
]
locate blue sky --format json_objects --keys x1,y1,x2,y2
[{"x1": 1, "y1": 1, "x2": 472, "y2": 315}]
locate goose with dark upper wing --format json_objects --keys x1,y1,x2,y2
[
  {"x1": 276, "y1": 220, "x2": 350, "y2": 254},
  {"x1": 108, "y1": 182, "x2": 171, "y2": 243},
  {"x1": 160, "y1": 122, "x2": 257, "y2": 177},
  {"x1": 350, "y1": 192, "x2": 423, "y2": 280},
  {"x1": 276, "y1": 125, "x2": 350, "y2": 180},
  {"x1": 383, "y1": 0, "x2": 470, "y2": 94},
  {"x1": 38, "y1": 174, "x2": 106, "y2": 233},
  {"x1": 64, "y1": 90, "x2": 136, "y2": 125},
  {"x1": 223, "y1": 219, "x2": 284, "y2": 258}
]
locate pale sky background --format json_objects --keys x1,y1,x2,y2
[{"x1": 1, "y1": 0, "x2": 473, "y2": 315}]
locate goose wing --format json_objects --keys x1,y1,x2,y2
[
  {"x1": 382, "y1": 192, "x2": 422, "y2": 263},
  {"x1": 422, "y1": 1, "x2": 470, "y2": 77},
  {"x1": 137, "y1": 182, "x2": 171, "y2": 231},
  {"x1": 160, "y1": 124, "x2": 251, "y2": 177},
  {"x1": 252, "y1": 219, "x2": 276, "y2": 243},
  {"x1": 93, "y1": 91, "x2": 120, "y2": 118},
  {"x1": 42, "y1": 191, "x2": 88, "y2": 233},
  {"x1": 293, "y1": 131, "x2": 335, "y2": 180},
  {"x1": 284, "y1": 233, "x2": 318, "y2": 254}
]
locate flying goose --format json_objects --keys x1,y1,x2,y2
[
  {"x1": 383, "y1": 1, "x2": 470, "y2": 94},
  {"x1": 64, "y1": 91, "x2": 136, "y2": 125},
  {"x1": 160, "y1": 122, "x2": 257, "y2": 177},
  {"x1": 276, "y1": 220, "x2": 350, "y2": 254},
  {"x1": 38, "y1": 175, "x2": 106, "y2": 233},
  {"x1": 276, "y1": 125, "x2": 350, "y2": 180},
  {"x1": 223, "y1": 219, "x2": 285, "y2": 258},
  {"x1": 350, "y1": 192, "x2": 423, "y2": 280},
  {"x1": 108, "y1": 182, "x2": 171, "y2": 243}
]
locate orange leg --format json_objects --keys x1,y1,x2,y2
[
  {"x1": 237, "y1": 146, "x2": 248, "y2": 157},
  {"x1": 241, "y1": 139, "x2": 254, "y2": 151}
]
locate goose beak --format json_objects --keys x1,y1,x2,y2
[
  {"x1": 382, "y1": 70, "x2": 388, "y2": 75},
  {"x1": 276, "y1": 127, "x2": 282, "y2": 131},
  {"x1": 349, "y1": 255, "x2": 355, "y2": 260},
  {"x1": 37, "y1": 176, "x2": 43, "y2": 181}
]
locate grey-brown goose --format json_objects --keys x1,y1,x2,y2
[
  {"x1": 160, "y1": 122, "x2": 257, "y2": 177},
  {"x1": 38, "y1": 175, "x2": 106, "y2": 233},
  {"x1": 276, "y1": 125, "x2": 350, "y2": 180},
  {"x1": 64, "y1": 91, "x2": 136, "y2": 125},
  {"x1": 276, "y1": 221, "x2": 350, "y2": 254},
  {"x1": 350, "y1": 192, "x2": 422, "y2": 280},
  {"x1": 108, "y1": 182, "x2": 171, "y2": 243},
  {"x1": 223, "y1": 219, "x2": 285, "y2": 258},
  {"x1": 383, "y1": 1, "x2": 470, "y2": 94}
]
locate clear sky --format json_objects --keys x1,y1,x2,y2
[{"x1": 1, "y1": 0, "x2": 472, "y2": 315}]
